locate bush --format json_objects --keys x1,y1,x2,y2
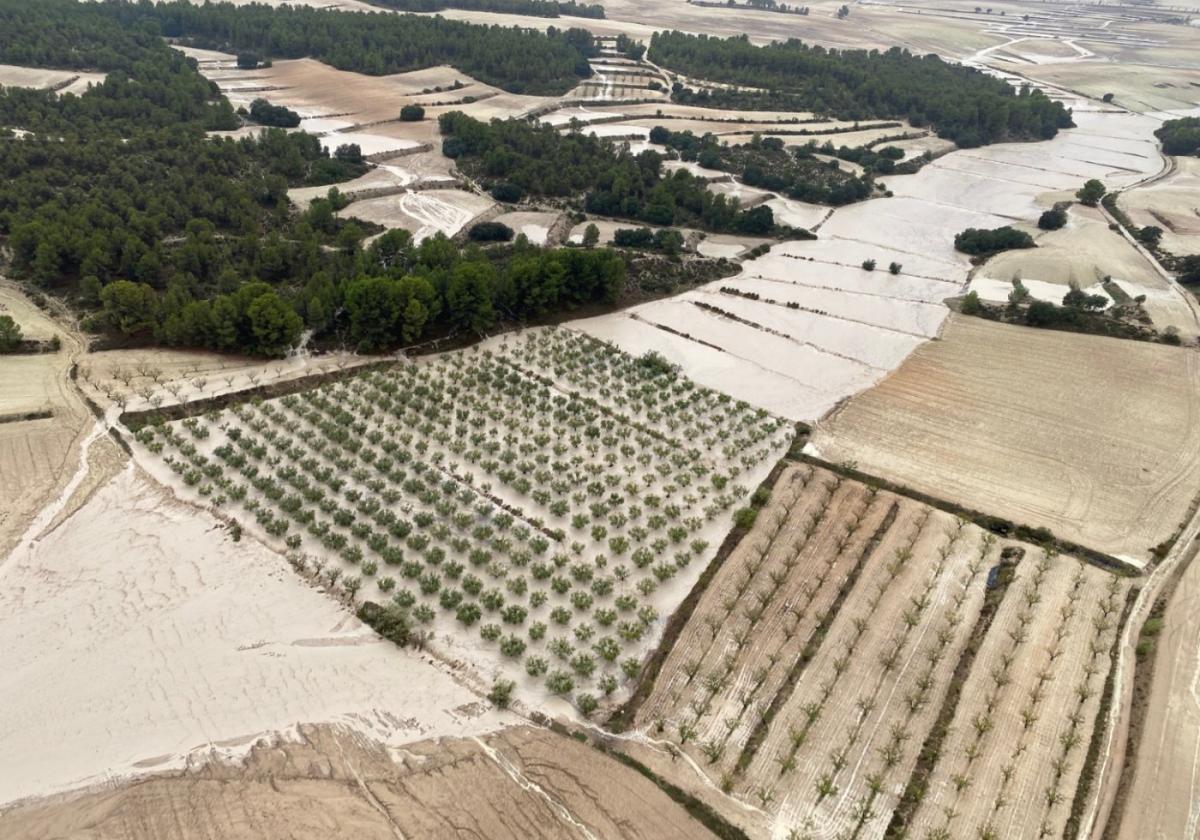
[
  {"x1": 491, "y1": 182, "x2": 523, "y2": 203},
  {"x1": 888, "y1": 261, "x2": 902, "y2": 275},
  {"x1": 236, "y1": 52, "x2": 260, "y2": 70},
  {"x1": 960, "y1": 290, "x2": 986, "y2": 316},
  {"x1": 0, "y1": 314, "x2": 22, "y2": 352},
  {"x1": 249, "y1": 98, "x2": 301, "y2": 128},
  {"x1": 1076, "y1": 179, "x2": 1106, "y2": 207},
  {"x1": 400, "y1": 104, "x2": 426, "y2": 122},
  {"x1": 468, "y1": 221, "x2": 514, "y2": 242},
  {"x1": 1038, "y1": 207, "x2": 1067, "y2": 230},
  {"x1": 733, "y1": 507, "x2": 758, "y2": 529},
  {"x1": 357, "y1": 601, "x2": 411, "y2": 647},
  {"x1": 954, "y1": 226, "x2": 1035, "y2": 256},
  {"x1": 488, "y1": 678, "x2": 515, "y2": 708},
  {"x1": 861, "y1": 259, "x2": 876, "y2": 271}
]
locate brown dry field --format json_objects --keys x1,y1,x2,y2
[
  {"x1": 809, "y1": 315, "x2": 1200, "y2": 563},
  {"x1": 998, "y1": 60, "x2": 1200, "y2": 114},
  {"x1": 214, "y1": 59, "x2": 539, "y2": 124},
  {"x1": 638, "y1": 463, "x2": 1003, "y2": 835},
  {"x1": 0, "y1": 724, "x2": 714, "y2": 840},
  {"x1": 629, "y1": 462, "x2": 1125, "y2": 837},
  {"x1": 908, "y1": 553, "x2": 1127, "y2": 839},
  {"x1": 1118, "y1": 155, "x2": 1200, "y2": 260}
]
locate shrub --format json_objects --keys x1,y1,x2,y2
[
  {"x1": 888, "y1": 262, "x2": 902, "y2": 275},
  {"x1": 491, "y1": 183, "x2": 523, "y2": 203},
  {"x1": 546, "y1": 670, "x2": 574, "y2": 695},
  {"x1": 954, "y1": 226, "x2": 1035, "y2": 256},
  {"x1": 1076, "y1": 179, "x2": 1106, "y2": 207},
  {"x1": 733, "y1": 507, "x2": 758, "y2": 529},
  {"x1": 861, "y1": 259, "x2": 877, "y2": 271},
  {"x1": 357, "y1": 601, "x2": 411, "y2": 647},
  {"x1": 488, "y1": 678, "x2": 515, "y2": 708},
  {"x1": 468, "y1": 221, "x2": 515, "y2": 242},
  {"x1": 1038, "y1": 207, "x2": 1067, "y2": 230},
  {"x1": 400, "y1": 104, "x2": 426, "y2": 122},
  {"x1": 249, "y1": 98, "x2": 301, "y2": 128}
]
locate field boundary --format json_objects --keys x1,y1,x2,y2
[
  {"x1": 606, "y1": 426, "x2": 810, "y2": 732},
  {"x1": 118, "y1": 360, "x2": 396, "y2": 431},
  {"x1": 0, "y1": 408, "x2": 53, "y2": 424},
  {"x1": 797, "y1": 452, "x2": 1143, "y2": 576}
]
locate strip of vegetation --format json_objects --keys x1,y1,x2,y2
[
  {"x1": 0, "y1": 409, "x2": 55, "y2": 424},
  {"x1": 650, "y1": 128, "x2": 881, "y2": 205},
  {"x1": 606, "y1": 427, "x2": 807, "y2": 731},
  {"x1": 605, "y1": 748, "x2": 751, "y2": 840},
  {"x1": 364, "y1": 0, "x2": 605, "y2": 17},
  {"x1": 799, "y1": 453, "x2": 1141, "y2": 575},
  {"x1": 441, "y1": 112, "x2": 789, "y2": 235},
  {"x1": 651, "y1": 31, "x2": 1073, "y2": 147},
  {"x1": 734, "y1": 500, "x2": 899, "y2": 775},
  {"x1": 885, "y1": 545, "x2": 1022, "y2": 837},
  {"x1": 959, "y1": 283, "x2": 1175, "y2": 344},
  {"x1": 689, "y1": 0, "x2": 810, "y2": 13},
  {"x1": 1065, "y1": 586, "x2": 1137, "y2": 840}
]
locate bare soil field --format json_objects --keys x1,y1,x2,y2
[
  {"x1": 491, "y1": 210, "x2": 563, "y2": 246},
  {"x1": 907, "y1": 554, "x2": 1128, "y2": 839},
  {"x1": 808, "y1": 314, "x2": 1200, "y2": 563},
  {"x1": 0, "y1": 467, "x2": 514, "y2": 808},
  {"x1": 0, "y1": 724, "x2": 712, "y2": 840},
  {"x1": 0, "y1": 285, "x2": 93, "y2": 563},
  {"x1": 624, "y1": 461, "x2": 1127, "y2": 838},
  {"x1": 1118, "y1": 155, "x2": 1200, "y2": 259},
  {"x1": 0, "y1": 64, "x2": 106, "y2": 95}
]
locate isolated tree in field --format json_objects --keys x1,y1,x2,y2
[
  {"x1": 400, "y1": 104, "x2": 426, "y2": 122},
  {"x1": 582, "y1": 223, "x2": 600, "y2": 248},
  {"x1": 236, "y1": 52, "x2": 260, "y2": 69},
  {"x1": 0, "y1": 315, "x2": 22, "y2": 352},
  {"x1": 888, "y1": 262, "x2": 902, "y2": 275},
  {"x1": 1076, "y1": 179, "x2": 1106, "y2": 207},
  {"x1": 1038, "y1": 207, "x2": 1067, "y2": 230},
  {"x1": 861, "y1": 259, "x2": 877, "y2": 271}
]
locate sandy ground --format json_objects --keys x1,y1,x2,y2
[
  {"x1": 344, "y1": 188, "x2": 495, "y2": 241},
  {"x1": 808, "y1": 314, "x2": 1200, "y2": 563},
  {"x1": 0, "y1": 285, "x2": 93, "y2": 562},
  {"x1": 0, "y1": 724, "x2": 713, "y2": 840},
  {"x1": 492, "y1": 210, "x2": 563, "y2": 246},
  {"x1": 0, "y1": 466, "x2": 515, "y2": 808}
]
